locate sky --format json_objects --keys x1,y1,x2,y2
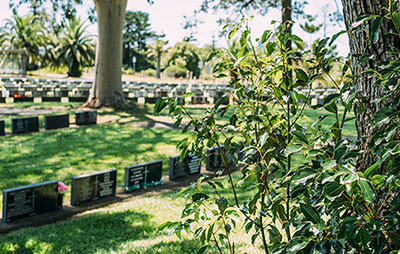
[{"x1": 0, "y1": 0, "x2": 349, "y2": 55}]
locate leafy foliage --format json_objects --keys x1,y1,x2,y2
[
  {"x1": 166, "y1": 42, "x2": 201, "y2": 78},
  {"x1": 55, "y1": 16, "x2": 95, "y2": 77},
  {"x1": 122, "y1": 11, "x2": 157, "y2": 72},
  {"x1": 156, "y1": 16, "x2": 400, "y2": 253},
  {"x1": 0, "y1": 14, "x2": 47, "y2": 70}
]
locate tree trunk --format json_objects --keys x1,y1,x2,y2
[
  {"x1": 282, "y1": 0, "x2": 292, "y2": 49},
  {"x1": 85, "y1": 0, "x2": 127, "y2": 108},
  {"x1": 341, "y1": 0, "x2": 400, "y2": 171},
  {"x1": 156, "y1": 52, "x2": 161, "y2": 79},
  {"x1": 341, "y1": 0, "x2": 400, "y2": 223}
]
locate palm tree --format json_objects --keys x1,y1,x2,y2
[
  {"x1": 147, "y1": 40, "x2": 168, "y2": 79},
  {"x1": 56, "y1": 17, "x2": 95, "y2": 77},
  {"x1": 0, "y1": 14, "x2": 46, "y2": 70}
]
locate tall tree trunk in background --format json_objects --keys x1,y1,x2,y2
[
  {"x1": 341, "y1": 0, "x2": 400, "y2": 171},
  {"x1": 282, "y1": 0, "x2": 292, "y2": 48},
  {"x1": 85, "y1": 0, "x2": 127, "y2": 108},
  {"x1": 156, "y1": 52, "x2": 161, "y2": 79}
]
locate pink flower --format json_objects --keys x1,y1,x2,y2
[{"x1": 58, "y1": 182, "x2": 69, "y2": 193}]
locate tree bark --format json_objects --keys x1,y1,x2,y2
[
  {"x1": 341, "y1": 0, "x2": 400, "y2": 171},
  {"x1": 341, "y1": 0, "x2": 400, "y2": 226},
  {"x1": 156, "y1": 52, "x2": 161, "y2": 79},
  {"x1": 86, "y1": 0, "x2": 127, "y2": 108}
]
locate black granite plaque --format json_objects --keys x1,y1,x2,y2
[
  {"x1": 206, "y1": 146, "x2": 224, "y2": 171},
  {"x1": 71, "y1": 169, "x2": 116, "y2": 206},
  {"x1": 44, "y1": 114, "x2": 70, "y2": 130},
  {"x1": 11, "y1": 116, "x2": 39, "y2": 134},
  {"x1": 124, "y1": 160, "x2": 162, "y2": 190},
  {"x1": 169, "y1": 155, "x2": 201, "y2": 181},
  {"x1": 2, "y1": 181, "x2": 58, "y2": 223},
  {"x1": 205, "y1": 145, "x2": 236, "y2": 172},
  {"x1": 75, "y1": 110, "x2": 97, "y2": 125},
  {"x1": 0, "y1": 120, "x2": 4, "y2": 136}
]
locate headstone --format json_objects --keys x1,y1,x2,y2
[
  {"x1": 169, "y1": 155, "x2": 201, "y2": 181},
  {"x1": 44, "y1": 114, "x2": 70, "y2": 130},
  {"x1": 75, "y1": 110, "x2": 97, "y2": 125},
  {"x1": 0, "y1": 120, "x2": 4, "y2": 136},
  {"x1": 71, "y1": 169, "x2": 117, "y2": 206},
  {"x1": 124, "y1": 160, "x2": 163, "y2": 191},
  {"x1": 11, "y1": 116, "x2": 39, "y2": 134},
  {"x1": 2, "y1": 181, "x2": 59, "y2": 223}
]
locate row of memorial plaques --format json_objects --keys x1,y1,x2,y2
[
  {"x1": 2, "y1": 151, "x2": 228, "y2": 223},
  {"x1": 0, "y1": 110, "x2": 97, "y2": 136},
  {"x1": 2, "y1": 169, "x2": 118, "y2": 223}
]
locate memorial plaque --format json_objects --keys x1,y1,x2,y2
[
  {"x1": 2, "y1": 181, "x2": 58, "y2": 223},
  {"x1": 71, "y1": 169, "x2": 116, "y2": 206},
  {"x1": 11, "y1": 116, "x2": 39, "y2": 134},
  {"x1": 0, "y1": 120, "x2": 4, "y2": 136},
  {"x1": 169, "y1": 155, "x2": 201, "y2": 181},
  {"x1": 206, "y1": 146, "x2": 238, "y2": 173},
  {"x1": 44, "y1": 114, "x2": 70, "y2": 130},
  {"x1": 75, "y1": 110, "x2": 97, "y2": 125},
  {"x1": 205, "y1": 146, "x2": 224, "y2": 171},
  {"x1": 124, "y1": 160, "x2": 162, "y2": 190}
]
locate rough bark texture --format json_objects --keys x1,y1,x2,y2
[
  {"x1": 341, "y1": 0, "x2": 400, "y2": 223},
  {"x1": 342, "y1": 0, "x2": 400, "y2": 171},
  {"x1": 86, "y1": 0, "x2": 127, "y2": 108}
]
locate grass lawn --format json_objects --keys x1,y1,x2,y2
[{"x1": 0, "y1": 101, "x2": 357, "y2": 253}]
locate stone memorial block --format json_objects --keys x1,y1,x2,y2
[
  {"x1": 11, "y1": 116, "x2": 39, "y2": 134},
  {"x1": 71, "y1": 169, "x2": 116, "y2": 206},
  {"x1": 44, "y1": 114, "x2": 70, "y2": 130},
  {"x1": 0, "y1": 120, "x2": 4, "y2": 136},
  {"x1": 124, "y1": 160, "x2": 163, "y2": 191},
  {"x1": 75, "y1": 110, "x2": 97, "y2": 125},
  {"x1": 2, "y1": 181, "x2": 58, "y2": 223},
  {"x1": 169, "y1": 155, "x2": 201, "y2": 181}
]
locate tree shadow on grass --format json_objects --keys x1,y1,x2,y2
[
  {"x1": 0, "y1": 209, "x2": 213, "y2": 254},
  {"x1": 0, "y1": 122, "x2": 182, "y2": 191}
]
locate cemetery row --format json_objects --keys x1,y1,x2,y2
[
  {"x1": 0, "y1": 77, "x2": 336, "y2": 105},
  {"x1": 0, "y1": 110, "x2": 97, "y2": 136},
  {"x1": 2, "y1": 146, "x2": 229, "y2": 223}
]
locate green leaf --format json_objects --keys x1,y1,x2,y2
[
  {"x1": 192, "y1": 193, "x2": 209, "y2": 203},
  {"x1": 322, "y1": 160, "x2": 337, "y2": 171},
  {"x1": 197, "y1": 245, "x2": 209, "y2": 254},
  {"x1": 329, "y1": 30, "x2": 346, "y2": 46},
  {"x1": 228, "y1": 25, "x2": 238, "y2": 40},
  {"x1": 371, "y1": 175, "x2": 385, "y2": 189},
  {"x1": 206, "y1": 50, "x2": 221, "y2": 62},
  {"x1": 392, "y1": 12, "x2": 400, "y2": 33},
  {"x1": 300, "y1": 203, "x2": 321, "y2": 224},
  {"x1": 261, "y1": 30, "x2": 272, "y2": 44},
  {"x1": 360, "y1": 228, "x2": 372, "y2": 246},
  {"x1": 216, "y1": 196, "x2": 228, "y2": 213},
  {"x1": 357, "y1": 178, "x2": 375, "y2": 204},
  {"x1": 364, "y1": 162, "x2": 380, "y2": 178},
  {"x1": 154, "y1": 98, "x2": 167, "y2": 113},
  {"x1": 295, "y1": 68, "x2": 308, "y2": 82},
  {"x1": 292, "y1": 131, "x2": 308, "y2": 144},
  {"x1": 370, "y1": 16, "x2": 383, "y2": 43},
  {"x1": 324, "y1": 181, "x2": 343, "y2": 197},
  {"x1": 284, "y1": 143, "x2": 302, "y2": 156},
  {"x1": 266, "y1": 41, "x2": 276, "y2": 56}
]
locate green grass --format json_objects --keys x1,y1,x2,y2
[{"x1": 0, "y1": 173, "x2": 264, "y2": 254}]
